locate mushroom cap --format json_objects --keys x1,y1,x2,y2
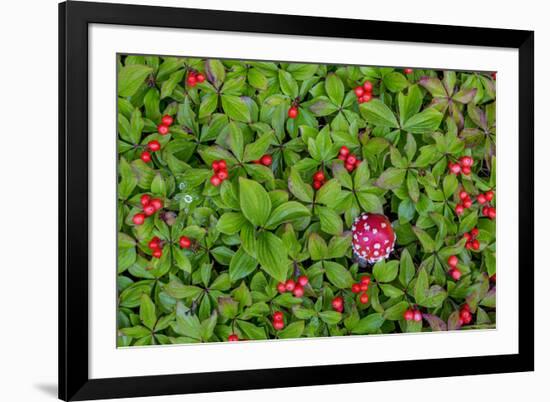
[{"x1": 351, "y1": 213, "x2": 396, "y2": 264}]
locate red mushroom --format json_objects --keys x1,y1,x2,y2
[{"x1": 351, "y1": 213, "x2": 396, "y2": 264}]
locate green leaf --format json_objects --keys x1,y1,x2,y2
[
  {"x1": 243, "y1": 133, "x2": 273, "y2": 162},
  {"x1": 356, "y1": 192, "x2": 384, "y2": 213},
  {"x1": 402, "y1": 108, "x2": 443, "y2": 134},
  {"x1": 205, "y1": 59, "x2": 226, "y2": 88},
  {"x1": 278, "y1": 321, "x2": 304, "y2": 338},
  {"x1": 324, "y1": 261, "x2": 354, "y2": 289},
  {"x1": 443, "y1": 174, "x2": 458, "y2": 198},
  {"x1": 217, "y1": 297, "x2": 239, "y2": 319},
  {"x1": 288, "y1": 169, "x2": 314, "y2": 203},
  {"x1": 256, "y1": 231, "x2": 288, "y2": 282},
  {"x1": 399, "y1": 248, "x2": 415, "y2": 287},
  {"x1": 383, "y1": 72, "x2": 409, "y2": 93},
  {"x1": 229, "y1": 247, "x2": 258, "y2": 282},
  {"x1": 217, "y1": 212, "x2": 247, "y2": 235},
  {"x1": 221, "y1": 95, "x2": 251, "y2": 123},
  {"x1": 278, "y1": 69, "x2": 299, "y2": 98},
  {"x1": 165, "y1": 281, "x2": 203, "y2": 299},
  {"x1": 238, "y1": 320, "x2": 267, "y2": 340},
  {"x1": 359, "y1": 99, "x2": 399, "y2": 128},
  {"x1": 375, "y1": 168, "x2": 406, "y2": 190},
  {"x1": 227, "y1": 122, "x2": 244, "y2": 160},
  {"x1": 412, "y1": 226, "x2": 436, "y2": 253},
  {"x1": 414, "y1": 267, "x2": 429, "y2": 304},
  {"x1": 308, "y1": 233, "x2": 328, "y2": 261},
  {"x1": 317, "y1": 206, "x2": 343, "y2": 235},
  {"x1": 266, "y1": 201, "x2": 311, "y2": 229},
  {"x1": 325, "y1": 73, "x2": 345, "y2": 105},
  {"x1": 118, "y1": 64, "x2": 153, "y2": 97},
  {"x1": 239, "y1": 177, "x2": 272, "y2": 227},
  {"x1": 383, "y1": 301, "x2": 408, "y2": 320},
  {"x1": 139, "y1": 293, "x2": 156, "y2": 330},
  {"x1": 351, "y1": 313, "x2": 385, "y2": 334},
  {"x1": 373, "y1": 260, "x2": 399, "y2": 283},
  {"x1": 459, "y1": 211, "x2": 478, "y2": 234},
  {"x1": 319, "y1": 311, "x2": 342, "y2": 325},
  {"x1": 198, "y1": 93, "x2": 219, "y2": 119}
]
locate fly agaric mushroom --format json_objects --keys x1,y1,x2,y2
[{"x1": 351, "y1": 213, "x2": 396, "y2": 264}]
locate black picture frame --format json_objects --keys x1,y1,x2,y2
[{"x1": 59, "y1": 1, "x2": 534, "y2": 400}]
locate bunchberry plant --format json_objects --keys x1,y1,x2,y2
[{"x1": 117, "y1": 56, "x2": 496, "y2": 346}]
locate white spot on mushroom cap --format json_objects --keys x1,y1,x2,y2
[
  {"x1": 372, "y1": 228, "x2": 378, "y2": 234},
  {"x1": 381, "y1": 223, "x2": 387, "y2": 228},
  {"x1": 374, "y1": 243, "x2": 380, "y2": 249},
  {"x1": 363, "y1": 237, "x2": 369, "y2": 242},
  {"x1": 373, "y1": 250, "x2": 379, "y2": 256}
]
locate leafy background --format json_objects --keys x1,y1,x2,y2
[{"x1": 117, "y1": 55, "x2": 496, "y2": 346}]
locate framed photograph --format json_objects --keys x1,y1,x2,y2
[{"x1": 59, "y1": 1, "x2": 534, "y2": 400}]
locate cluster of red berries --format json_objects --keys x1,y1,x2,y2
[
  {"x1": 479, "y1": 190, "x2": 496, "y2": 219},
  {"x1": 148, "y1": 236, "x2": 163, "y2": 258},
  {"x1": 447, "y1": 255, "x2": 461, "y2": 281},
  {"x1": 337, "y1": 146, "x2": 361, "y2": 172},
  {"x1": 252, "y1": 154, "x2": 272, "y2": 166},
  {"x1": 228, "y1": 334, "x2": 239, "y2": 342},
  {"x1": 463, "y1": 228, "x2": 480, "y2": 251},
  {"x1": 448, "y1": 155, "x2": 474, "y2": 176},
  {"x1": 350, "y1": 275, "x2": 370, "y2": 304},
  {"x1": 132, "y1": 194, "x2": 163, "y2": 225},
  {"x1": 403, "y1": 308, "x2": 423, "y2": 322},
  {"x1": 272, "y1": 311, "x2": 285, "y2": 330},
  {"x1": 455, "y1": 189, "x2": 473, "y2": 215},
  {"x1": 312, "y1": 170, "x2": 327, "y2": 190},
  {"x1": 331, "y1": 296, "x2": 344, "y2": 313},
  {"x1": 186, "y1": 70, "x2": 205, "y2": 87},
  {"x1": 210, "y1": 159, "x2": 228, "y2": 187},
  {"x1": 140, "y1": 140, "x2": 161, "y2": 163},
  {"x1": 157, "y1": 114, "x2": 174, "y2": 136},
  {"x1": 354, "y1": 80, "x2": 373, "y2": 104},
  {"x1": 277, "y1": 276, "x2": 308, "y2": 298},
  {"x1": 179, "y1": 235, "x2": 192, "y2": 249},
  {"x1": 458, "y1": 304, "x2": 472, "y2": 326},
  {"x1": 404, "y1": 68, "x2": 414, "y2": 74},
  {"x1": 288, "y1": 105, "x2": 299, "y2": 119}
]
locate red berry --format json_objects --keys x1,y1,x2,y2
[
  {"x1": 485, "y1": 190, "x2": 494, "y2": 201},
  {"x1": 472, "y1": 239, "x2": 480, "y2": 250},
  {"x1": 338, "y1": 154, "x2": 347, "y2": 161},
  {"x1": 345, "y1": 163, "x2": 355, "y2": 172},
  {"x1": 161, "y1": 115, "x2": 173, "y2": 126},
  {"x1": 451, "y1": 268, "x2": 461, "y2": 281},
  {"x1": 212, "y1": 160, "x2": 220, "y2": 171},
  {"x1": 447, "y1": 255, "x2": 458, "y2": 267},
  {"x1": 313, "y1": 171, "x2": 325, "y2": 182},
  {"x1": 361, "y1": 93, "x2": 372, "y2": 103},
  {"x1": 298, "y1": 275, "x2": 309, "y2": 287},
  {"x1": 132, "y1": 213, "x2": 145, "y2": 225},
  {"x1": 273, "y1": 311, "x2": 284, "y2": 322},
  {"x1": 413, "y1": 310, "x2": 422, "y2": 322},
  {"x1": 277, "y1": 282, "x2": 286, "y2": 293},
  {"x1": 150, "y1": 198, "x2": 163, "y2": 210},
  {"x1": 152, "y1": 248, "x2": 163, "y2": 259},
  {"x1": 260, "y1": 154, "x2": 272, "y2": 166},
  {"x1": 488, "y1": 207, "x2": 496, "y2": 220},
  {"x1": 140, "y1": 151, "x2": 152, "y2": 163},
  {"x1": 351, "y1": 283, "x2": 361, "y2": 293},
  {"x1": 331, "y1": 296, "x2": 343, "y2": 311},
  {"x1": 210, "y1": 175, "x2": 222, "y2": 187},
  {"x1": 196, "y1": 73, "x2": 205, "y2": 83},
  {"x1": 339, "y1": 146, "x2": 350, "y2": 157},
  {"x1": 449, "y1": 163, "x2": 461, "y2": 175},
  {"x1": 477, "y1": 194, "x2": 487, "y2": 204},
  {"x1": 140, "y1": 194, "x2": 151, "y2": 207},
  {"x1": 354, "y1": 86, "x2": 365, "y2": 97},
  {"x1": 148, "y1": 140, "x2": 161, "y2": 152},
  {"x1": 466, "y1": 241, "x2": 473, "y2": 250},
  {"x1": 288, "y1": 106, "x2": 299, "y2": 119},
  {"x1": 463, "y1": 199, "x2": 473, "y2": 209},
  {"x1": 482, "y1": 206, "x2": 490, "y2": 216},
  {"x1": 157, "y1": 124, "x2": 169, "y2": 135},
  {"x1": 346, "y1": 155, "x2": 357, "y2": 165},
  {"x1": 363, "y1": 81, "x2": 373, "y2": 92},
  {"x1": 463, "y1": 232, "x2": 472, "y2": 241},
  {"x1": 179, "y1": 236, "x2": 192, "y2": 249},
  {"x1": 148, "y1": 237, "x2": 161, "y2": 250},
  {"x1": 404, "y1": 309, "x2": 414, "y2": 321},
  {"x1": 360, "y1": 276, "x2": 371, "y2": 285},
  {"x1": 471, "y1": 228, "x2": 479, "y2": 237},
  {"x1": 285, "y1": 280, "x2": 296, "y2": 292},
  {"x1": 455, "y1": 204, "x2": 464, "y2": 215},
  {"x1": 228, "y1": 334, "x2": 239, "y2": 342},
  {"x1": 460, "y1": 156, "x2": 473, "y2": 167},
  {"x1": 404, "y1": 68, "x2": 413, "y2": 74},
  {"x1": 460, "y1": 310, "x2": 472, "y2": 323},
  {"x1": 459, "y1": 191, "x2": 469, "y2": 200},
  {"x1": 461, "y1": 166, "x2": 471, "y2": 175},
  {"x1": 491, "y1": 72, "x2": 497, "y2": 80},
  {"x1": 143, "y1": 204, "x2": 156, "y2": 216},
  {"x1": 273, "y1": 320, "x2": 285, "y2": 330},
  {"x1": 359, "y1": 292, "x2": 369, "y2": 304},
  {"x1": 187, "y1": 74, "x2": 197, "y2": 86},
  {"x1": 218, "y1": 160, "x2": 227, "y2": 170},
  {"x1": 293, "y1": 285, "x2": 304, "y2": 298},
  {"x1": 313, "y1": 180, "x2": 322, "y2": 190},
  {"x1": 360, "y1": 283, "x2": 368, "y2": 291},
  {"x1": 217, "y1": 169, "x2": 229, "y2": 181}
]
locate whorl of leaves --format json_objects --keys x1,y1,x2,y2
[{"x1": 117, "y1": 55, "x2": 496, "y2": 346}]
